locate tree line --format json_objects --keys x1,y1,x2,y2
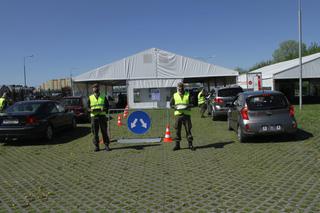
[{"x1": 235, "y1": 40, "x2": 320, "y2": 72}]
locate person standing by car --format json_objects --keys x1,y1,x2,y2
[
  {"x1": 0, "y1": 93, "x2": 8, "y2": 113},
  {"x1": 197, "y1": 88, "x2": 207, "y2": 118},
  {"x1": 170, "y1": 82, "x2": 195, "y2": 151},
  {"x1": 88, "y1": 83, "x2": 110, "y2": 152}
]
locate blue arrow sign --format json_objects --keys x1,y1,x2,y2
[{"x1": 127, "y1": 111, "x2": 151, "y2": 134}]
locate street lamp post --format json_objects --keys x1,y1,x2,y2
[
  {"x1": 23, "y1": 55, "x2": 34, "y2": 87},
  {"x1": 70, "y1": 67, "x2": 79, "y2": 96},
  {"x1": 298, "y1": 0, "x2": 303, "y2": 110}
]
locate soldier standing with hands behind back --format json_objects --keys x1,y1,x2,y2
[
  {"x1": 198, "y1": 88, "x2": 207, "y2": 118},
  {"x1": 0, "y1": 92, "x2": 8, "y2": 113},
  {"x1": 88, "y1": 83, "x2": 111, "y2": 152},
  {"x1": 170, "y1": 82, "x2": 195, "y2": 151}
]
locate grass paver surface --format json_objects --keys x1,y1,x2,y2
[{"x1": 1, "y1": 105, "x2": 320, "y2": 212}]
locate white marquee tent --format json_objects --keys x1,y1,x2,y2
[
  {"x1": 250, "y1": 52, "x2": 320, "y2": 90},
  {"x1": 73, "y1": 48, "x2": 238, "y2": 108}
]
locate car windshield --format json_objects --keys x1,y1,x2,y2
[
  {"x1": 218, "y1": 88, "x2": 243, "y2": 97},
  {"x1": 62, "y1": 98, "x2": 81, "y2": 106},
  {"x1": 246, "y1": 94, "x2": 288, "y2": 110},
  {"x1": 6, "y1": 102, "x2": 42, "y2": 113}
]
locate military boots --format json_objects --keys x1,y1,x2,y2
[
  {"x1": 173, "y1": 141, "x2": 181, "y2": 151},
  {"x1": 188, "y1": 142, "x2": 195, "y2": 151}
]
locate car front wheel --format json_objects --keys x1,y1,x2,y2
[{"x1": 45, "y1": 125, "x2": 53, "y2": 141}]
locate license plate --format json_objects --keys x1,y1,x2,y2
[
  {"x1": 270, "y1": 125, "x2": 282, "y2": 131},
  {"x1": 262, "y1": 126, "x2": 268, "y2": 131},
  {"x1": 2, "y1": 119, "x2": 19, "y2": 125},
  {"x1": 262, "y1": 125, "x2": 281, "y2": 132}
]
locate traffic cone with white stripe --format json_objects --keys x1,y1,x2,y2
[
  {"x1": 163, "y1": 125, "x2": 173, "y2": 143},
  {"x1": 123, "y1": 105, "x2": 129, "y2": 118},
  {"x1": 117, "y1": 114, "x2": 123, "y2": 127}
]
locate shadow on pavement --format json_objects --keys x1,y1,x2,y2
[
  {"x1": 2, "y1": 126, "x2": 91, "y2": 146},
  {"x1": 246, "y1": 128, "x2": 313, "y2": 143},
  {"x1": 195, "y1": 141, "x2": 235, "y2": 149},
  {"x1": 111, "y1": 143, "x2": 161, "y2": 150}
]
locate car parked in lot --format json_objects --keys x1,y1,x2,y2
[
  {"x1": 208, "y1": 85, "x2": 243, "y2": 120},
  {"x1": 61, "y1": 96, "x2": 89, "y2": 122},
  {"x1": 0, "y1": 100, "x2": 76, "y2": 142},
  {"x1": 227, "y1": 90, "x2": 297, "y2": 142}
]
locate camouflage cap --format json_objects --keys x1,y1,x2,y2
[
  {"x1": 177, "y1": 82, "x2": 184, "y2": 88},
  {"x1": 92, "y1": 83, "x2": 99, "y2": 88}
]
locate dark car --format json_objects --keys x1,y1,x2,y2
[
  {"x1": 61, "y1": 96, "x2": 89, "y2": 122},
  {"x1": 227, "y1": 90, "x2": 297, "y2": 142},
  {"x1": 0, "y1": 100, "x2": 76, "y2": 142},
  {"x1": 208, "y1": 85, "x2": 243, "y2": 120}
]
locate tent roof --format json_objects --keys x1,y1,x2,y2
[
  {"x1": 250, "y1": 52, "x2": 320, "y2": 79},
  {"x1": 74, "y1": 48, "x2": 238, "y2": 82}
]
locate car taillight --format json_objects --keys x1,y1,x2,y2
[
  {"x1": 240, "y1": 107, "x2": 249, "y2": 120},
  {"x1": 289, "y1": 105, "x2": 294, "y2": 117},
  {"x1": 213, "y1": 98, "x2": 224, "y2": 104},
  {"x1": 26, "y1": 116, "x2": 39, "y2": 125}
]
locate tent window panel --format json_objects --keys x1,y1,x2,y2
[
  {"x1": 294, "y1": 80, "x2": 310, "y2": 96},
  {"x1": 134, "y1": 89, "x2": 141, "y2": 103},
  {"x1": 133, "y1": 88, "x2": 157, "y2": 103},
  {"x1": 310, "y1": 79, "x2": 320, "y2": 96}
]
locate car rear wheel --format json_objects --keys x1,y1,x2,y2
[
  {"x1": 207, "y1": 105, "x2": 212, "y2": 116},
  {"x1": 45, "y1": 125, "x2": 53, "y2": 141},
  {"x1": 227, "y1": 118, "x2": 233, "y2": 130},
  {"x1": 212, "y1": 112, "x2": 217, "y2": 121},
  {"x1": 237, "y1": 125, "x2": 247, "y2": 143},
  {"x1": 71, "y1": 117, "x2": 77, "y2": 129}
]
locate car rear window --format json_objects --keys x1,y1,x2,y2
[
  {"x1": 246, "y1": 94, "x2": 288, "y2": 110},
  {"x1": 62, "y1": 98, "x2": 81, "y2": 106},
  {"x1": 218, "y1": 88, "x2": 243, "y2": 97},
  {"x1": 6, "y1": 102, "x2": 42, "y2": 113}
]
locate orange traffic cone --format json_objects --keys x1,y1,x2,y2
[
  {"x1": 117, "y1": 114, "x2": 123, "y2": 127},
  {"x1": 123, "y1": 105, "x2": 129, "y2": 118},
  {"x1": 163, "y1": 125, "x2": 173, "y2": 143}
]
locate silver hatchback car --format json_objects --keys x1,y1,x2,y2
[{"x1": 227, "y1": 90, "x2": 297, "y2": 142}]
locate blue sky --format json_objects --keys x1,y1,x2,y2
[{"x1": 1, "y1": 0, "x2": 319, "y2": 87}]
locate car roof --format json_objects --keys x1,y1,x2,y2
[
  {"x1": 212, "y1": 85, "x2": 242, "y2": 90},
  {"x1": 242, "y1": 90, "x2": 284, "y2": 97},
  {"x1": 63, "y1": 96, "x2": 83, "y2": 99},
  {"x1": 14, "y1": 100, "x2": 57, "y2": 104}
]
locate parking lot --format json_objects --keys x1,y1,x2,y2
[{"x1": 0, "y1": 105, "x2": 320, "y2": 212}]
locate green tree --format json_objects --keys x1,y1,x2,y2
[
  {"x1": 249, "y1": 60, "x2": 273, "y2": 71},
  {"x1": 234, "y1": 67, "x2": 248, "y2": 73},
  {"x1": 307, "y1": 42, "x2": 320, "y2": 55},
  {"x1": 272, "y1": 40, "x2": 307, "y2": 63}
]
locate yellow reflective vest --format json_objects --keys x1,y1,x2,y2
[
  {"x1": 0, "y1": 98, "x2": 5, "y2": 111},
  {"x1": 198, "y1": 90, "x2": 205, "y2": 105},
  {"x1": 89, "y1": 94, "x2": 106, "y2": 117},
  {"x1": 173, "y1": 92, "x2": 191, "y2": 116}
]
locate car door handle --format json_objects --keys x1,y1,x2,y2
[{"x1": 266, "y1": 111, "x2": 272, "y2": 116}]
